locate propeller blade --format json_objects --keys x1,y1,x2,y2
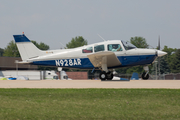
[
  {"x1": 158, "y1": 36, "x2": 160, "y2": 50},
  {"x1": 158, "y1": 36, "x2": 160, "y2": 78}
]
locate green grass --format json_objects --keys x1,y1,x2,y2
[{"x1": 0, "y1": 89, "x2": 180, "y2": 120}]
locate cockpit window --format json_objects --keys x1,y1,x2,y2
[
  {"x1": 121, "y1": 40, "x2": 136, "y2": 50},
  {"x1": 108, "y1": 44, "x2": 123, "y2": 52},
  {"x1": 82, "y1": 47, "x2": 93, "y2": 53},
  {"x1": 94, "y1": 45, "x2": 104, "y2": 52}
]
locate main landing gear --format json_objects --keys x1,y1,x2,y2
[
  {"x1": 141, "y1": 66, "x2": 149, "y2": 80},
  {"x1": 99, "y1": 71, "x2": 113, "y2": 81},
  {"x1": 99, "y1": 57, "x2": 113, "y2": 81}
]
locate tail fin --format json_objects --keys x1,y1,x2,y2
[{"x1": 13, "y1": 34, "x2": 44, "y2": 61}]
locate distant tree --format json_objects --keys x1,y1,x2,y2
[
  {"x1": 162, "y1": 46, "x2": 176, "y2": 63},
  {"x1": 170, "y1": 49, "x2": 180, "y2": 73},
  {"x1": 31, "y1": 41, "x2": 49, "y2": 50},
  {"x1": 151, "y1": 56, "x2": 170, "y2": 75},
  {"x1": 3, "y1": 40, "x2": 20, "y2": 57},
  {"x1": 126, "y1": 66, "x2": 144, "y2": 74},
  {"x1": 66, "y1": 36, "x2": 87, "y2": 48},
  {"x1": 162, "y1": 46, "x2": 177, "y2": 73},
  {"x1": 163, "y1": 46, "x2": 176, "y2": 56},
  {"x1": 0, "y1": 48, "x2": 4, "y2": 57},
  {"x1": 160, "y1": 56, "x2": 170, "y2": 74},
  {"x1": 3, "y1": 40, "x2": 50, "y2": 57},
  {"x1": 130, "y1": 36, "x2": 149, "y2": 48},
  {"x1": 115, "y1": 67, "x2": 128, "y2": 74}
]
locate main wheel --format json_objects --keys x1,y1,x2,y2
[
  {"x1": 99, "y1": 71, "x2": 107, "y2": 81},
  {"x1": 142, "y1": 72, "x2": 149, "y2": 80},
  {"x1": 106, "y1": 71, "x2": 113, "y2": 80}
]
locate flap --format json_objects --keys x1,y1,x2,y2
[{"x1": 87, "y1": 51, "x2": 121, "y2": 68}]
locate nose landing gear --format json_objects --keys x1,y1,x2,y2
[
  {"x1": 142, "y1": 66, "x2": 149, "y2": 80},
  {"x1": 142, "y1": 72, "x2": 149, "y2": 80}
]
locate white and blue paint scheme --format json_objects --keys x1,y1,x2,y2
[{"x1": 13, "y1": 34, "x2": 167, "y2": 80}]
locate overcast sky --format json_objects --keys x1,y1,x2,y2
[{"x1": 0, "y1": 0, "x2": 180, "y2": 50}]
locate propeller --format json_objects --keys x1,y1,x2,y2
[
  {"x1": 156, "y1": 36, "x2": 167, "y2": 57},
  {"x1": 158, "y1": 36, "x2": 160, "y2": 50},
  {"x1": 154, "y1": 36, "x2": 167, "y2": 79},
  {"x1": 158, "y1": 36, "x2": 160, "y2": 76}
]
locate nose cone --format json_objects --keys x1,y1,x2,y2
[{"x1": 157, "y1": 50, "x2": 167, "y2": 57}]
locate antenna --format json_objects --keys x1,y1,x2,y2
[
  {"x1": 97, "y1": 34, "x2": 106, "y2": 41},
  {"x1": 60, "y1": 42, "x2": 66, "y2": 49}
]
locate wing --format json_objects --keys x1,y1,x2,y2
[{"x1": 87, "y1": 51, "x2": 121, "y2": 68}]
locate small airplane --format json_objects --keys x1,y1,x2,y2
[{"x1": 13, "y1": 33, "x2": 167, "y2": 80}]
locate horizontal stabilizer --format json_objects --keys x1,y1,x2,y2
[{"x1": 15, "y1": 61, "x2": 33, "y2": 64}]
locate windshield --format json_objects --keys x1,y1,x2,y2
[{"x1": 121, "y1": 40, "x2": 137, "y2": 50}]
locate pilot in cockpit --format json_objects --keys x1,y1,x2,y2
[{"x1": 112, "y1": 44, "x2": 122, "y2": 52}]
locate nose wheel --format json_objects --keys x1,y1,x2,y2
[
  {"x1": 142, "y1": 72, "x2": 149, "y2": 80},
  {"x1": 99, "y1": 71, "x2": 113, "y2": 81}
]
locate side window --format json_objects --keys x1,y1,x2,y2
[
  {"x1": 108, "y1": 44, "x2": 122, "y2": 52},
  {"x1": 82, "y1": 47, "x2": 93, "y2": 53},
  {"x1": 94, "y1": 45, "x2": 105, "y2": 52}
]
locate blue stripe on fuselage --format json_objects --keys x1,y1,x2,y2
[
  {"x1": 32, "y1": 54, "x2": 157, "y2": 69},
  {"x1": 32, "y1": 58, "x2": 94, "y2": 69},
  {"x1": 118, "y1": 54, "x2": 156, "y2": 67}
]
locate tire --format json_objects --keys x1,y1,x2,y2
[
  {"x1": 107, "y1": 71, "x2": 113, "y2": 80},
  {"x1": 99, "y1": 71, "x2": 107, "y2": 81},
  {"x1": 142, "y1": 72, "x2": 149, "y2": 80}
]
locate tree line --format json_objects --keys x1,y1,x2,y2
[{"x1": 0, "y1": 36, "x2": 179, "y2": 74}]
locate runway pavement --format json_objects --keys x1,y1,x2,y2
[{"x1": 0, "y1": 80, "x2": 180, "y2": 89}]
